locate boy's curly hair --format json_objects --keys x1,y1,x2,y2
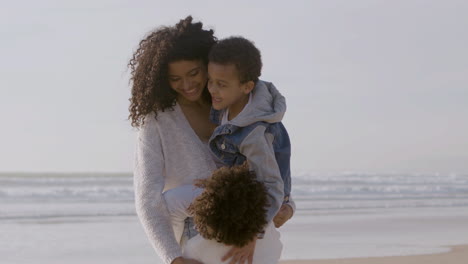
[
  {"x1": 188, "y1": 163, "x2": 268, "y2": 247},
  {"x1": 208, "y1": 36, "x2": 262, "y2": 84},
  {"x1": 128, "y1": 16, "x2": 217, "y2": 127}
]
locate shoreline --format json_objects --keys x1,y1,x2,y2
[{"x1": 280, "y1": 244, "x2": 468, "y2": 264}]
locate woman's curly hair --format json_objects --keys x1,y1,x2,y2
[
  {"x1": 128, "y1": 16, "x2": 217, "y2": 127},
  {"x1": 188, "y1": 163, "x2": 269, "y2": 247}
]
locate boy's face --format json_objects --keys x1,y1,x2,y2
[{"x1": 207, "y1": 62, "x2": 254, "y2": 111}]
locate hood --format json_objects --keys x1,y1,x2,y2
[{"x1": 228, "y1": 80, "x2": 286, "y2": 127}]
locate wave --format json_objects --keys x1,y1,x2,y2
[
  {"x1": 1, "y1": 172, "x2": 468, "y2": 217},
  {"x1": 0, "y1": 173, "x2": 133, "y2": 202},
  {"x1": 292, "y1": 172, "x2": 468, "y2": 194}
]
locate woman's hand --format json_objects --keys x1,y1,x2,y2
[
  {"x1": 221, "y1": 237, "x2": 257, "y2": 264},
  {"x1": 171, "y1": 257, "x2": 204, "y2": 264},
  {"x1": 273, "y1": 204, "x2": 293, "y2": 228}
]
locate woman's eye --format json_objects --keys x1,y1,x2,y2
[
  {"x1": 169, "y1": 78, "x2": 180, "y2": 82},
  {"x1": 190, "y1": 70, "x2": 199, "y2": 76}
]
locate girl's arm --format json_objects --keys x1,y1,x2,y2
[{"x1": 164, "y1": 185, "x2": 203, "y2": 243}]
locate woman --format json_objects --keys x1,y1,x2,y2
[
  {"x1": 129, "y1": 16, "x2": 216, "y2": 264},
  {"x1": 128, "y1": 16, "x2": 292, "y2": 264}
]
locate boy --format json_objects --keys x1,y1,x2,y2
[
  {"x1": 207, "y1": 36, "x2": 295, "y2": 231},
  {"x1": 163, "y1": 36, "x2": 294, "y2": 262},
  {"x1": 183, "y1": 164, "x2": 282, "y2": 263}
]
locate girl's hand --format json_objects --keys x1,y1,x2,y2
[
  {"x1": 171, "y1": 257, "x2": 204, "y2": 264},
  {"x1": 273, "y1": 204, "x2": 293, "y2": 228},
  {"x1": 221, "y1": 237, "x2": 257, "y2": 264}
]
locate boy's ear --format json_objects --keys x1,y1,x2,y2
[{"x1": 243, "y1": 81, "x2": 255, "y2": 94}]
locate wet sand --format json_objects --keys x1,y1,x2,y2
[{"x1": 280, "y1": 244, "x2": 468, "y2": 264}]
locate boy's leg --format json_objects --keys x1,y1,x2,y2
[{"x1": 163, "y1": 185, "x2": 203, "y2": 244}]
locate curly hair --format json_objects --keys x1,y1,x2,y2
[
  {"x1": 188, "y1": 163, "x2": 268, "y2": 247},
  {"x1": 128, "y1": 16, "x2": 217, "y2": 127},
  {"x1": 208, "y1": 36, "x2": 262, "y2": 84}
]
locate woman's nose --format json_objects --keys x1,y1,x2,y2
[{"x1": 182, "y1": 79, "x2": 191, "y2": 90}]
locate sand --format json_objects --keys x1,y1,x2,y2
[{"x1": 280, "y1": 244, "x2": 468, "y2": 264}]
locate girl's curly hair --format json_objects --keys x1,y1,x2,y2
[
  {"x1": 128, "y1": 16, "x2": 217, "y2": 127},
  {"x1": 188, "y1": 163, "x2": 269, "y2": 247}
]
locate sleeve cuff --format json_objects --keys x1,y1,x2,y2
[{"x1": 165, "y1": 252, "x2": 182, "y2": 264}]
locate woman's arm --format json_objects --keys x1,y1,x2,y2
[{"x1": 134, "y1": 120, "x2": 182, "y2": 264}]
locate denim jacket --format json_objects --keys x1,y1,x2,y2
[{"x1": 208, "y1": 80, "x2": 292, "y2": 224}]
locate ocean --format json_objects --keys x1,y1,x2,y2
[
  {"x1": 1, "y1": 172, "x2": 468, "y2": 263},
  {"x1": 2, "y1": 172, "x2": 468, "y2": 219}
]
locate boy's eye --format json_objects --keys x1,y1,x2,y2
[{"x1": 190, "y1": 70, "x2": 199, "y2": 76}]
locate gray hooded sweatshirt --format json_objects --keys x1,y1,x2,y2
[{"x1": 209, "y1": 80, "x2": 293, "y2": 225}]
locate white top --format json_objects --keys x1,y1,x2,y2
[
  {"x1": 134, "y1": 103, "x2": 217, "y2": 264},
  {"x1": 183, "y1": 222, "x2": 282, "y2": 264}
]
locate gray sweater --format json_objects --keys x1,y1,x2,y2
[{"x1": 133, "y1": 103, "x2": 217, "y2": 264}]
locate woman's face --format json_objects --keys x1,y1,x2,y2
[{"x1": 168, "y1": 60, "x2": 208, "y2": 103}]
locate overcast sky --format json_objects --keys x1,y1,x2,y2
[{"x1": 1, "y1": 0, "x2": 467, "y2": 174}]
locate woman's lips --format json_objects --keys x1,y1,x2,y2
[{"x1": 183, "y1": 87, "x2": 198, "y2": 96}]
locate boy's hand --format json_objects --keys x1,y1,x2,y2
[
  {"x1": 273, "y1": 204, "x2": 293, "y2": 228},
  {"x1": 221, "y1": 237, "x2": 257, "y2": 264}
]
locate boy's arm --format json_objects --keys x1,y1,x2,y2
[
  {"x1": 274, "y1": 201, "x2": 295, "y2": 228},
  {"x1": 239, "y1": 125, "x2": 284, "y2": 224}
]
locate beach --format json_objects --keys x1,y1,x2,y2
[
  {"x1": 3, "y1": 207, "x2": 468, "y2": 264},
  {"x1": 1, "y1": 172, "x2": 468, "y2": 263}
]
